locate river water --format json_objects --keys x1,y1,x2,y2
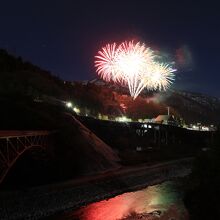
[{"x1": 52, "y1": 181, "x2": 188, "y2": 220}]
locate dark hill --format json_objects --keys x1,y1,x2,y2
[
  {"x1": 0, "y1": 50, "x2": 120, "y2": 187},
  {"x1": 0, "y1": 49, "x2": 219, "y2": 126},
  {"x1": 77, "y1": 79, "x2": 220, "y2": 125}
]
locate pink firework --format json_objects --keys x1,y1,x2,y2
[
  {"x1": 94, "y1": 41, "x2": 175, "y2": 99},
  {"x1": 94, "y1": 43, "x2": 120, "y2": 82}
]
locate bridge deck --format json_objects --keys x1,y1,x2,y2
[{"x1": 0, "y1": 130, "x2": 51, "y2": 139}]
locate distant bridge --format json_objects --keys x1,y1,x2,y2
[
  {"x1": 0, "y1": 131, "x2": 53, "y2": 184},
  {"x1": 79, "y1": 116, "x2": 215, "y2": 149}
]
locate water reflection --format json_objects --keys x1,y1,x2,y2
[{"x1": 74, "y1": 181, "x2": 188, "y2": 220}]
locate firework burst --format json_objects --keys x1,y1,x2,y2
[
  {"x1": 94, "y1": 41, "x2": 176, "y2": 99},
  {"x1": 94, "y1": 43, "x2": 120, "y2": 82},
  {"x1": 147, "y1": 63, "x2": 176, "y2": 91}
]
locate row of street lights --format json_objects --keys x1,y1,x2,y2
[{"x1": 65, "y1": 101, "x2": 80, "y2": 114}]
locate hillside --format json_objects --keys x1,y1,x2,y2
[
  {"x1": 0, "y1": 49, "x2": 219, "y2": 126},
  {"x1": 0, "y1": 50, "x2": 120, "y2": 187},
  {"x1": 0, "y1": 49, "x2": 219, "y2": 188},
  {"x1": 78, "y1": 79, "x2": 220, "y2": 125}
]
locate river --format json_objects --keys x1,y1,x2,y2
[{"x1": 50, "y1": 181, "x2": 189, "y2": 220}]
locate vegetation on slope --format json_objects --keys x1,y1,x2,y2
[{"x1": 1, "y1": 49, "x2": 220, "y2": 126}]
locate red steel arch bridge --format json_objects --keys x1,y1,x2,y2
[{"x1": 0, "y1": 131, "x2": 53, "y2": 184}]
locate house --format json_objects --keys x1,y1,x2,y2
[{"x1": 154, "y1": 115, "x2": 178, "y2": 126}]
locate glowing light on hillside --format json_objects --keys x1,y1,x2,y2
[
  {"x1": 115, "y1": 116, "x2": 132, "y2": 122},
  {"x1": 73, "y1": 107, "x2": 80, "y2": 114},
  {"x1": 66, "y1": 102, "x2": 72, "y2": 108},
  {"x1": 95, "y1": 41, "x2": 176, "y2": 99}
]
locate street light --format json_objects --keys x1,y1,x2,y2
[
  {"x1": 73, "y1": 107, "x2": 80, "y2": 114},
  {"x1": 66, "y1": 102, "x2": 72, "y2": 108}
]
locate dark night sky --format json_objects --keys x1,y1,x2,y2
[{"x1": 0, "y1": 0, "x2": 220, "y2": 96}]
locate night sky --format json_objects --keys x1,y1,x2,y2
[{"x1": 1, "y1": 1, "x2": 220, "y2": 96}]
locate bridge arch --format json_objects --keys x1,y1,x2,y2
[{"x1": 0, "y1": 131, "x2": 52, "y2": 184}]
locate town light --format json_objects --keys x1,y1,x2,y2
[
  {"x1": 116, "y1": 116, "x2": 132, "y2": 122},
  {"x1": 66, "y1": 102, "x2": 72, "y2": 108},
  {"x1": 73, "y1": 107, "x2": 80, "y2": 114}
]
